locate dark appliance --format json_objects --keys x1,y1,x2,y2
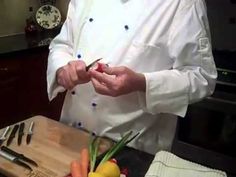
[{"x1": 172, "y1": 50, "x2": 236, "y2": 177}]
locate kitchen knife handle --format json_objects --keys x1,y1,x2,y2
[
  {"x1": 6, "y1": 124, "x2": 19, "y2": 146},
  {"x1": 0, "y1": 150, "x2": 32, "y2": 171},
  {"x1": 1, "y1": 146, "x2": 38, "y2": 167},
  {"x1": 9, "y1": 124, "x2": 19, "y2": 137},
  {"x1": 0, "y1": 126, "x2": 11, "y2": 139},
  {"x1": 28, "y1": 122, "x2": 34, "y2": 134},
  {"x1": 1, "y1": 146, "x2": 23, "y2": 158},
  {"x1": 19, "y1": 123, "x2": 25, "y2": 135}
]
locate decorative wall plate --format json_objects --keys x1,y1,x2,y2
[{"x1": 36, "y1": 5, "x2": 61, "y2": 29}]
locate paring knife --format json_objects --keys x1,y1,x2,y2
[
  {"x1": 1, "y1": 146, "x2": 38, "y2": 167},
  {"x1": 85, "y1": 58, "x2": 102, "y2": 71},
  {"x1": 0, "y1": 149, "x2": 32, "y2": 171},
  {"x1": 26, "y1": 122, "x2": 34, "y2": 145},
  {"x1": 18, "y1": 122, "x2": 25, "y2": 146},
  {"x1": 0, "y1": 126, "x2": 11, "y2": 146},
  {"x1": 7, "y1": 124, "x2": 19, "y2": 146},
  {"x1": 71, "y1": 58, "x2": 103, "y2": 95}
]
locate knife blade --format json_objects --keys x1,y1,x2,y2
[
  {"x1": 26, "y1": 122, "x2": 34, "y2": 145},
  {"x1": 0, "y1": 150, "x2": 32, "y2": 171},
  {"x1": 7, "y1": 124, "x2": 19, "y2": 146},
  {"x1": 0, "y1": 126, "x2": 11, "y2": 146},
  {"x1": 1, "y1": 146, "x2": 38, "y2": 167},
  {"x1": 85, "y1": 58, "x2": 102, "y2": 71},
  {"x1": 18, "y1": 122, "x2": 25, "y2": 146}
]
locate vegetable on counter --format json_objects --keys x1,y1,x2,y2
[
  {"x1": 70, "y1": 148, "x2": 89, "y2": 177},
  {"x1": 95, "y1": 160, "x2": 120, "y2": 177},
  {"x1": 81, "y1": 148, "x2": 89, "y2": 177},
  {"x1": 71, "y1": 160, "x2": 82, "y2": 177},
  {"x1": 70, "y1": 131, "x2": 139, "y2": 177},
  {"x1": 88, "y1": 131, "x2": 139, "y2": 177}
]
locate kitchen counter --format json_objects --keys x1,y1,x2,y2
[
  {"x1": 0, "y1": 29, "x2": 60, "y2": 57},
  {"x1": 0, "y1": 116, "x2": 235, "y2": 177},
  {"x1": 0, "y1": 116, "x2": 113, "y2": 177}
]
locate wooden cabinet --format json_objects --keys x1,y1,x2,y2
[
  {"x1": 0, "y1": 58, "x2": 21, "y2": 127},
  {"x1": 0, "y1": 48, "x2": 65, "y2": 128}
]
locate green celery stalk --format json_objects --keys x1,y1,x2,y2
[
  {"x1": 89, "y1": 135, "x2": 100, "y2": 172},
  {"x1": 89, "y1": 131, "x2": 139, "y2": 171},
  {"x1": 98, "y1": 131, "x2": 139, "y2": 165}
]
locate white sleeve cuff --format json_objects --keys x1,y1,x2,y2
[{"x1": 138, "y1": 71, "x2": 189, "y2": 117}]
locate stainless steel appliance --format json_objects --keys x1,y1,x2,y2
[{"x1": 172, "y1": 50, "x2": 236, "y2": 176}]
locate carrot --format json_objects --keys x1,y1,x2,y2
[
  {"x1": 80, "y1": 148, "x2": 89, "y2": 177},
  {"x1": 71, "y1": 160, "x2": 83, "y2": 177}
]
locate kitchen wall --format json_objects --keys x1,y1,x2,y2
[
  {"x1": 0, "y1": 0, "x2": 69, "y2": 37},
  {"x1": 0, "y1": 0, "x2": 236, "y2": 50}
]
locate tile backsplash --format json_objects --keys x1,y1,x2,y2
[{"x1": 0, "y1": 0, "x2": 69, "y2": 37}]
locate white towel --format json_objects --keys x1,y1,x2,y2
[{"x1": 145, "y1": 151, "x2": 227, "y2": 177}]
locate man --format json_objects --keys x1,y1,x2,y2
[{"x1": 47, "y1": 0, "x2": 217, "y2": 154}]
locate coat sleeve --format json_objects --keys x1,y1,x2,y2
[
  {"x1": 47, "y1": 0, "x2": 77, "y2": 101},
  {"x1": 139, "y1": 0, "x2": 217, "y2": 117}
]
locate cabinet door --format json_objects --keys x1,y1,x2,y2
[
  {"x1": 19, "y1": 48, "x2": 65, "y2": 121},
  {"x1": 0, "y1": 58, "x2": 21, "y2": 128},
  {"x1": 0, "y1": 48, "x2": 65, "y2": 127},
  {"x1": 19, "y1": 49, "x2": 50, "y2": 118}
]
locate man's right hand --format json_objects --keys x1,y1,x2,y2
[{"x1": 56, "y1": 60, "x2": 91, "y2": 90}]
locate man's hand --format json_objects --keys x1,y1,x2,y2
[
  {"x1": 56, "y1": 60, "x2": 90, "y2": 90},
  {"x1": 89, "y1": 66, "x2": 146, "y2": 97}
]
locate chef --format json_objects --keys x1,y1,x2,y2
[{"x1": 47, "y1": 0, "x2": 217, "y2": 154}]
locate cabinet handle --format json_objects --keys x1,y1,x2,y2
[{"x1": 0, "y1": 76, "x2": 19, "y2": 86}]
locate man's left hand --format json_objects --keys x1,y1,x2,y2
[{"x1": 89, "y1": 66, "x2": 146, "y2": 97}]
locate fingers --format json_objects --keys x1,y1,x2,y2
[
  {"x1": 90, "y1": 68, "x2": 122, "y2": 97},
  {"x1": 68, "y1": 61, "x2": 80, "y2": 83},
  {"x1": 103, "y1": 66, "x2": 125, "y2": 75},
  {"x1": 56, "y1": 60, "x2": 90, "y2": 90},
  {"x1": 75, "y1": 61, "x2": 90, "y2": 82},
  {"x1": 89, "y1": 69, "x2": 115, "y2": 87},
  {"x1": 90, "y1": 66, "x2": 145, "y2": 96},
  {"x1": 90, "y1": 77, "x2": 112, "y2": 96},
  {"x1": 57, "y1": 67, "x2": 75, "y2": 90}
]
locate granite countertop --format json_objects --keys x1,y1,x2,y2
[{"x1": 0, "y1": 29, "x2": 60, "y2": 57}]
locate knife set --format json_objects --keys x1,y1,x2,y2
[
  {"x1": 0, "y1": 121, "x2": 34, "y2": 146},
  {"x1": 0, "y1": 121, "x2": 37, "y2": 171}
]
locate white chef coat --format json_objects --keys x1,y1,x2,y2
[{"x1": 47, "y1": 0, "x2": 217, "y2": 154}]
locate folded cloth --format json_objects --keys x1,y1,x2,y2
[{"x1": 145, "y1": 151, "x2": 227, "y2": 177}]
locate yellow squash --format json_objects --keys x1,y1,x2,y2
[
  {"x1": 95, "y1": 161, "x2": 120, "y2": 177},
  {"x1": 88, "y1": 172, "x2": 106, "y2": 177}
]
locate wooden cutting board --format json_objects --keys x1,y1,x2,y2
[{"x1": 0, "y1": 116, "x2": 113, "y2": 177}]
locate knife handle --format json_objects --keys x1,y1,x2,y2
[
  {"x1": 28, "y1": 122, "x2": 34, "y2": 134},
  {"x1": 0, "y1": 126, "x2": 11, "y2": 139},
  {"x1": 19, "y1": 123, "x2": 25, "y2": 135},
  {"x1": 9, "y1": 124, "x2": 19, "y2": 137},
  {"x1": 1, "y1": 146, "x2": 23, "y2": 158}
]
